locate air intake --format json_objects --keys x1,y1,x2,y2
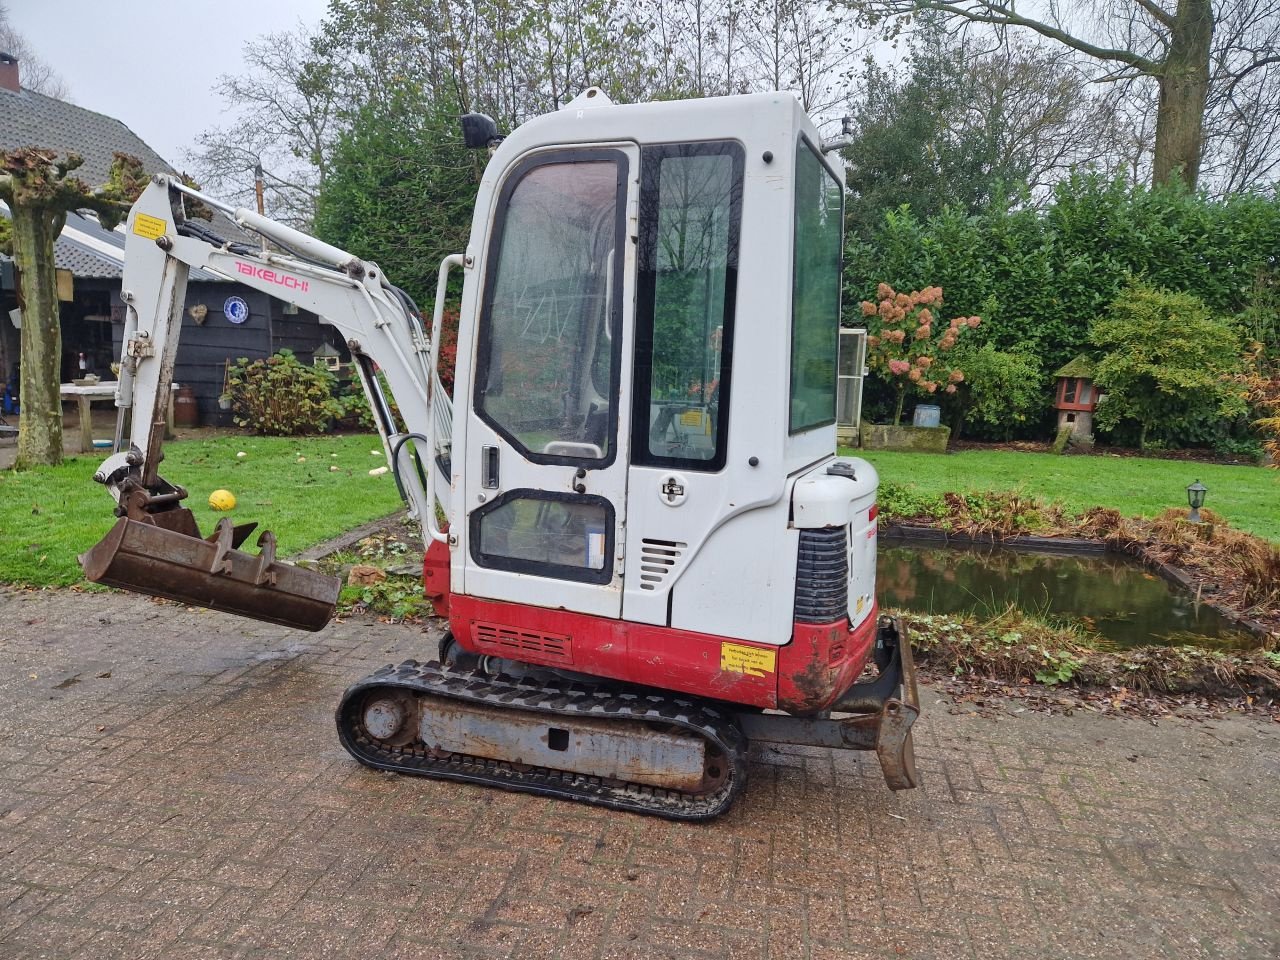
[
  {"x1": 794, "y1": 526, "x2": 848, "y2": 623},
  {"x1": 639, "y1": 538, "x2": 686, "y2": 590},
  {"x1": 472, "y1": 622, "x2": 572, "y2": 662}
]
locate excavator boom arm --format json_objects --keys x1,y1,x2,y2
[{"x1": 81, "y1": 175, "x2": 454, "y2": 630}]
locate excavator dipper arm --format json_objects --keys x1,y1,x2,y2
[{"x1": 80, "y1": 175, "x2": 453, "y2": 629}]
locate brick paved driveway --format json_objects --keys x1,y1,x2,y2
[{"x1": 1, "y1": 588, "x2": 1277, "y2": 960}]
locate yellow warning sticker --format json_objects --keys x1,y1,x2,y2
[
  {"x1": 132, "y1": 213, "x2": 167, "y2": 240},
  {"x1": 721, "y1": 642, "x2": 776, "y2": 678},
  {"x1": 679, "y1": 409, "x2": 704, "y2": 428}
]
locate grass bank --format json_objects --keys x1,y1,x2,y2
[
  {"x1": 1, "y1": 434, "x2": 405, "y2": 586},
  {"x1": 903, "y1": 608, "x2": 1280, "y2": 701},
  {"x1": 845, "y1": 449, "x2": 1280, "y2": 543}
]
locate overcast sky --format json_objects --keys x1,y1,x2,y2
[{"x1": 10, "y1": 0, "x2": 330, "y2": 167}]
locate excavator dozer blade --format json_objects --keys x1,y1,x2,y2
[{"x1": 80, "y1": 515, "x2": 341, "y2": 632}]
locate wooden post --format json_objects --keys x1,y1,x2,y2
[{"x1": 76, "y1": 393, "x2": 92, "y2": 454}]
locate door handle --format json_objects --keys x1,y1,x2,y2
[{"x1": 481, "y1": 445, "x2": 499, "y2": 489}]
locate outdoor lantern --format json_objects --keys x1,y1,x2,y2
[{"x1": 1186, "y1": 479, "x2": 1207, "y2": 523}]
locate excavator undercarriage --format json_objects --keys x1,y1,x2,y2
[{"x1": 335, "y1": 619, "x2": 918, "y2": 821}]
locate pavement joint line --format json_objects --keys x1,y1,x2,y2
[{"x1": 0, "y1": 589, "x2": 1278, "y2": 959}]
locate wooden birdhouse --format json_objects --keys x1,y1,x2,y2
[
  {"x1": 1053, "y1": 355, "x2": 1098, "y2": 441},
  {"x1": 312, "y1": 341, "x2": 342, "y2": 372}
]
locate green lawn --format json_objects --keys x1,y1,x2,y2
[
  {"x1": 1, "y1": 434, "x2": 405, "y2": 586},
  {"x1": 7, "y1": 436, "x2": 1277, "y2": 587},
  {"x1": 844, "y1": 448, "x2": 1280, "y2": 543}
]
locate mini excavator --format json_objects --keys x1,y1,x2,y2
[{"x1": 82, "y1": 90, "x2": 919, "y2": 819}]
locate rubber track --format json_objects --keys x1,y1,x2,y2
[{"x1": 335, "y1": 660, "x2": 749, "y2": 821}]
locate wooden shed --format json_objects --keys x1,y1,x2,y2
[{"x1": 109, "y1": 284, "x2": 343, "y2": 427}]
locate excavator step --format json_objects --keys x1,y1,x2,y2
[{"x1": 336, "y1": 660, "x2": 748, "y2": 821}]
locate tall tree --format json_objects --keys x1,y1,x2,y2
[
  {"x1": 0, "y1": 150, "x2": 144, "y2": 467},
  {"x1": 313, "y1": 94, "x2": 476, "y2": 305},
  {"x1": 840, "y1": 26, "x2": 1115, "y2": 233},
  {"x1": 740, "y1": 0, "x2": 868, "y2": 114},
  {"x1": 852, "y1": 0, "x2": 1279, "y2": 190}
]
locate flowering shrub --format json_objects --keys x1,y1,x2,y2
[
  {"x1": 222, "y1": 349, "x2": 338, "y2": 435},
  {"x1": 861, "y1": 283, "x2": 979, "y2": 425}
]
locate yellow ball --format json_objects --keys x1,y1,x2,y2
[{"x1": 208, "y1": 489, "x2": 237, "y2": 511}]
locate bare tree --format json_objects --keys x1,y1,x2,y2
[
  {"x1": 852, "y1": 0, "x2": 1260, "y2": 190},
  {"x1": 0, "y1": 2, "x2": 70, "y2": 99},
  {"x1": 186, "y1": 28, "x2": 338, "y2": 227},
  {"x1": 740, "y1": 0, "x2": 869, "y2": 119},
  {"x1": 632, "y1": 0, "x2": 750, "y2": 98},
  {"x1": 962, "y1": 39, "x2": 1127, "y2": 195},
  {"x1": 1201, "y1": 0, "x2": 1280, "y2": 192}
]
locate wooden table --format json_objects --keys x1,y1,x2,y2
[{"x1": 60, "y1": 381, "x2": 177, "y2": 454}]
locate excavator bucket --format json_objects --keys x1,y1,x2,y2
[{"x1": 80, "y1": 514, "x2": 341, "y2": 632}]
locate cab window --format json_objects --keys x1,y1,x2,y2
[
  {"x1": 476, "y1": 153, "x2": 626, "y2": 464},
  {"x1": 632, "y1": 142, "x2": 743, "y2": 471},
  {"x1": 790, "y1": 138, "x2": 843, "y2": 433}
]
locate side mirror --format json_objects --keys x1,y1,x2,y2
[{"x1": 460, "y1": 113, "x2": 502, "y2": 150}]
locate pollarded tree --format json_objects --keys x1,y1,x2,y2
[
  {"x1": 1091, "y1": 281, "x2": 1247, "y2": 449},
  {"x1": 0, "y1": 149, "x2": 145, "y2": 468}
]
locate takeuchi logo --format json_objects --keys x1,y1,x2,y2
[{"x1": 234, "y1": 261, "x2": 310, "y2": 293}]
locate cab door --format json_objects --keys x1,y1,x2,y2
[{"x1": 462, "y1": 146, "x2": 636, "y2": 619}]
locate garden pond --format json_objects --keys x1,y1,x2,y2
[{"x1": 878, "y1": 541, "x2": 1257, "y2": 650}]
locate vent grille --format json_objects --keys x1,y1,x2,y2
[
  {"x1": 472, "y1": 622, "x2": 572, "y2": 662},
  {"x1": 794, "y1": 526, "x2": 848, "y2": 623},
  {"x1": 639, "y1": 538, "x2": 686, "y2": 591}
]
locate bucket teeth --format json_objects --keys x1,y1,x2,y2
[{"x1": 80, "y1": 516, "x2": 340, "y2": 631}]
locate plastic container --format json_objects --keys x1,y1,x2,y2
[{"x1": 912, "y1": 404, "x2": 941, "y2": 428}]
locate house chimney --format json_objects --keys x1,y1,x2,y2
[{"x1": 0, "y1": 53, "x2": 18, "y2": 93}]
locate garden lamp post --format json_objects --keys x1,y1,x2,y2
[{"x1": 1186, "y1": 479, "x2": 1207, "y2": 523}]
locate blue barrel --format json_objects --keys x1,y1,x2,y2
[{"x1": 913, "y1": 404, "x2": 941, "y2": 428}]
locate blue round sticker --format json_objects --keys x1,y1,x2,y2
[{"x1": 223, "y1": 296, "x2": 250, "y2": 324}]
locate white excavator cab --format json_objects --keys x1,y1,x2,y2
[{"x1": 448, "y1": 91, "x2": 870, "y2": 657}]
